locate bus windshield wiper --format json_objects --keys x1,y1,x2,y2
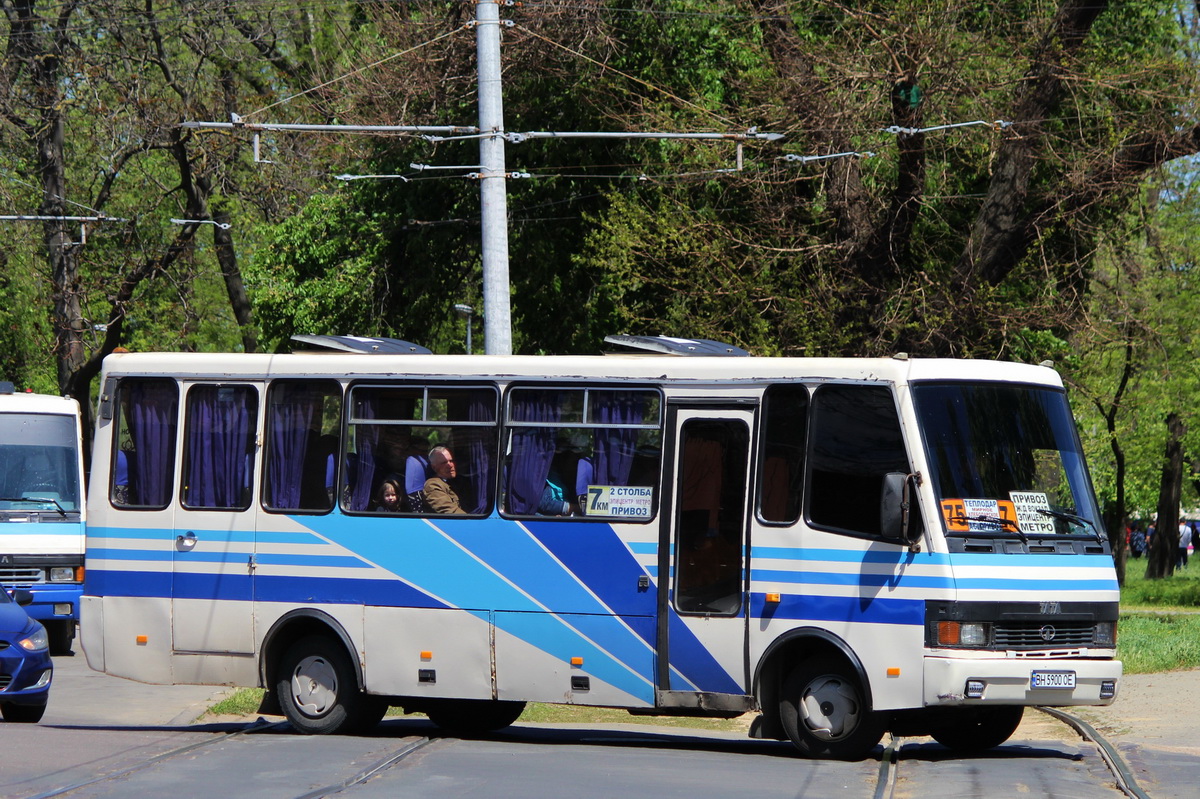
[
  {"x1": 948, "y1": 514, "x2": 1027, "y2": 544},
  {"x1": 1037, "y1": 508, "x2": 1104, "y2": 544},
  {"x1": 0, "y1": 496, "x2": 67, "y2": 516}
]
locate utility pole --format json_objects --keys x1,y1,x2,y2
[
  {"x1": 180, "y1": 3, "x2": 783, "y2": 356},
  {"x1": 475, "y1": 0, "x2": 512, "y2": 355}
]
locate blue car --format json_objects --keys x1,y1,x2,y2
[{"x1": 1, "y1": 588, "x2": 52, "y2": 723}]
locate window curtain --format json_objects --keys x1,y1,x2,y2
[
  {"x1": 266, "y1": 385, "x2": 321, "y2": 509},
  {"x1": 347, "y1": 395, "x2": 381, "y2": 511},
  {"x1": 507, "y1": 390, "x2": 560, "y2": 514},
  {"x1": 184, "y1": 386, "x2": 255, "y2": 508},
  {"x1": 594, "y1": 391, "x2": 645, "y2": 486},
  {"x1": 124, "y1": 380, "x2": 178, "y2": 506},
  {"x1": 465, "y1": 394, "x2": 493, "y2": 513}
]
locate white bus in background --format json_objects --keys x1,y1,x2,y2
[
  {"x1": 81, "y1": 336, "x2": 1121, "y2": 758},
  {"x1": 0, "y1": 382, "x2": 86, "y2": 654}
]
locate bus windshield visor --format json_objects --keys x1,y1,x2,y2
[{"x1": 911, "y1": 383, "x2": 1101, "y2": 539}]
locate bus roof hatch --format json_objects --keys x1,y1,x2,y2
[
  {"x1": 603, "y1": 334, "x2": 750, "y2": 357},
  {"x1": 290, "y1": 335, "x2": 432, "y2": 355}
]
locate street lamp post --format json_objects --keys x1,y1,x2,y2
[{"x1": 454, "y1": 304, "x2": 475, "y2": 354}]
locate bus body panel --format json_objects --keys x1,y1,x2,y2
[
  {"x1": 81, "y1": 351, "x2": 1121, "y2": 743},
  {"x1": 364, "y1": 606, "x2": 493, "y2": 700}
]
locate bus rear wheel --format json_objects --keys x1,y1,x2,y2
[
  {"x1": 425, "y1": 698, "x2": 526, "y2": 736},
  {"x1": 779, "y1": 655, "x2": 884, "y2": 760},
  {"x1": 276, "y1": 635, "x2": 382, "y2": 735},
  {"x1": 929, "y1": 706, "x2": 1024, "y2": 751}
]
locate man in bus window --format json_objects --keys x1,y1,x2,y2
[{"x1": 424, "y1": 446, "x2": 466, "y2": 515}]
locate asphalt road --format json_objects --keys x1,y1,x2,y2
[{"x1": 2, "y1": 652, "x2": 1195, "y2": 799}]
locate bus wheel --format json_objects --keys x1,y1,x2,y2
[
  {"x1": 47, "y1": 620, "x2": 75, "y2": 656},
  {"x1": 930, "y1": 706, "x2": 1024, "y2": 751},
  {"x1": 780, "y1": 655, "x2": 884, "y2": 759},
  {"x1": 1, "y1": 702, "x2": 46, "y2": 723},
  {"x1": 426, "y1": 699, "x2": 526, "y2": 736},
  {"x1": 276, "y1": 635, "x2": 376, "y2": 735}
]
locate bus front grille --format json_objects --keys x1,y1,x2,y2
[
  {"x1": 994, "y1": 622, "x2": 1094, "y2": 648},
  {"x1": 0, "y1": 568, "x2": 43, "y2": 584}
]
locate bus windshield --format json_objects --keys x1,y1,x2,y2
[
  {"x1": 911, "y1": 382, "x2": 1101, "y2": 539},
  {"x1": 0, "y1": 413, "x2": 82, "y2": 515}
]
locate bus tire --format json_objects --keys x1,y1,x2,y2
[
  {"x1": 47, "y1": 620, "x2": 75, "y2": 656},
  {"x1": 1, "y1": 702, "x2": 46, "y2": 723},
  {"x1": 425, "y1": 699, "x2": 526, "y2": 736},
  {"x1": 929, "y1": 705, "x2": 1024, "y2": 751},
  {"x1": 779, "y1": 655, "x2": 884, "y2": 759},
  {"x1": 276, "y1": 635, "x2": 376, "y2": 735}
]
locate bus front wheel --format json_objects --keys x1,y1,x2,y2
[
  {"x1": 929, "y1": 706, "x2": 1024, "y2": 751},
  {"x1": 276, "y1": 635, "x2": 383, "y2": 735},
  {"x1": 779, "y1": 655, "x2": 884, "y2": 759}
]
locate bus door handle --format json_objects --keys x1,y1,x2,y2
[{"x1": 176, "y1": 531, "x2": 198, "y2": 551}]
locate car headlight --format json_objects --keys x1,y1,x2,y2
[
  {"x1": 1093, "y1": 621, "x2": 1117, "y2": 647},
  {"x1": 18, "y1": 623, "x2": 49, "y2": 652}
]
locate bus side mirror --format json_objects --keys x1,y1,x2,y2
[
  {"x1": 881, "y1": 472, "x2": 921, "y2": 545},
  {"x1": 10, "y1": 589, "x2": 34, "y2": 606}
]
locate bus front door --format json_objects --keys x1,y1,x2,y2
[
  {"x1": 657, "y1": 405, "x2": 754, "y2": 708},
  {"x1": 171, "y1": 382, "x2": 260, "y2": 658}
]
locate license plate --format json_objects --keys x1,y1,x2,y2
[{"x1": 1031, "y1": 670, "x2": 1076, "y2": 689}]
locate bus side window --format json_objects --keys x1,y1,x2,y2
[
  {"x1": 180, "y1": 384, "x2": 258, "y2": 511},
  {"x1": 342, "y1": 384, "x2": 497, "y2": 515},
  {"x1": 504, "y1": 387, "x2": 661, "y2": 520},
  {"x1": 111, "y1": 378, "x2": 179, "y2": 509},
  {"x1": 263, "y1": 380, "x2": 342, "y2": 514},
  {"x1": 807, "y1": 385, "x2": 909, "y2": 537},
  {"x1": 758, "y1": 385, "x2": 808, "y2": 524}
]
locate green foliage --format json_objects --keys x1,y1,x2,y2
[
  {"x1": 246, "y1": 193, "x2": 391, "y2": 350},
  {"x1": 1122, "y1": 566, "x2": 1200, "y2": 608},
  {"x1": 1117, "y1": 613, "x2": 1200, "y2": 673}
]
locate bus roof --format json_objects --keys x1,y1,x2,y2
[
  {"x1": 0, "y1": 391, "x2": 81, "y2": 415},
  {"x1": 98, "y1": 351, "x2": 1065, "y2": 389}
]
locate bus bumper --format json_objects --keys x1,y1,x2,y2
[
  {"x1": 14, "y1": 586, "x2": 81, "y2": 624},
  {"x1": 924, "y1": 656, "x2": 1122, "y2": 707}
]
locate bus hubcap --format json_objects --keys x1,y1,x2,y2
[
  {"x1": 291, "y1": 655, "x2": 338, "y2": 717},
  {"x1": 800, "y1": 675, "x2": 860, "y2": 741}
]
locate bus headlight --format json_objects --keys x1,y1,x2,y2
[
  {"x1": 49, "y1": 567, "x2": 77, "y2": 582},
  {"x1": 936, "y1": 621, "x2": 991, "y2": 647},
  {"x1": 1093, "y1": 621, "x2": 1117, "y2": 647}
]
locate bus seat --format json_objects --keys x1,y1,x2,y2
[
  {"x1": 405, "y1": 455, "x2": 432, "y2": 512},
  {"x1": 575, "y1": 456, "x2": 593, "y2": 510}
]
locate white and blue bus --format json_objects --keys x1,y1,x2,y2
[
  {"x1": 0, "y1": 383, "x2": 87, "y2": 655},
  {"x1": 81, "y1": 337, "x2": 1121, "y2": 758}
]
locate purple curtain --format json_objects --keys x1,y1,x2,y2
[
  {"x1": 348, "y1": 395, "x2": 380, "y2": 511},
  {"x1": 507, "y1": 390, "x2": 560, "y2": 514},
  {"x1": 184, "y1": 386, "x2": 255, "y2": 508},
  {"x1": 125, "y1": 379, "x2": 178, "y2": 506},
  {"x1": 266, "y1": 384, "x2": 321, "y2": 509},
  {"x1": 464, "y1": 394, "x2": 494, "y2": 513},
  {"x1": 594, "y1": 391, "x2": 645, "y2": 486}
]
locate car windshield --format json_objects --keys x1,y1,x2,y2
[{"x1": 912, "y1": 382, "x2": 1101, "y2": 539}]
